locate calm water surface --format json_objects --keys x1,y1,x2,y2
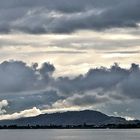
[{"x1": 0, "y1": 129, "x2": 140, "y2": 140}]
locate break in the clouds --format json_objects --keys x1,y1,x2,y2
[
  {"x1": 0, "y1": 61, "x2": 140, "y2": 119},
  {"x1": 0, "y1": 0, "x2": 140, "y2": 33}
]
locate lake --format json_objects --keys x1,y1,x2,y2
[{"x1": 0, "y1": 129, "x2": 140, "y2": 140}]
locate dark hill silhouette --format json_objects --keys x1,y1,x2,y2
[{"x1": 0, "y1": 110, "x2": 129, "y2": 126}]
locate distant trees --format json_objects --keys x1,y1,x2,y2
[{"x1": 0, "y1": 123, "x2": 140, "y2": 129}]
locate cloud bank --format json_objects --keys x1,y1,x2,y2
[
  {"x1": 0, "y1": 0, "x2": 140, "y2": 34},
  {"x1": 0, "y1": 107, "x2": 41, "y2": 120},
  {"x1": 0, "y1": 60, "x2": 140, "y2": 119}
]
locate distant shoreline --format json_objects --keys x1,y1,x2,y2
[{"x1": 0, "y1": 124, "x2": 140, "y2": 129}]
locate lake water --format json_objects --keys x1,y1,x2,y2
[{"x1": 0, "y1": 129, "x2": 140, "y2": 140}]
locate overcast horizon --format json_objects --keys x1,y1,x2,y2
[{"x1": 0, "y1": 0, "x2": 140, "y2": 121}]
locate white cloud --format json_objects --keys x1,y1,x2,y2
[
  {"x1": 124, "y1": 116, "x2": 135, "y2": 121},
  {"x1": 0, "y1": 100, "x2": 8, "y2": 114},
  {"x1": 0, "y1": 106, "x2": 84, "y2": 120},
  {"x1": 0, "y1": 107, "x2": 41, "y2": 120}
]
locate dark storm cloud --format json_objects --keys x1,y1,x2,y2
[{"x1": 0, "y1": 0, "x2": 140, "y2": 34}]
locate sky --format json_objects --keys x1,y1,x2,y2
[{"x1": 0, "y1": 0, "x2": 140, "y2": 120}]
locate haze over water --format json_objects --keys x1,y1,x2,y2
[{"x1": 0, "y1": 129, "x2": 140, "y2": 140}]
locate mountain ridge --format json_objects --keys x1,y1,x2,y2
[{"x1": 0, "y1": 110, "x2": 135, "y2": 127}]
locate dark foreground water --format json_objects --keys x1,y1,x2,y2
[{"x1": 0, "y1": 129, "x2": 140, "y2": 140}]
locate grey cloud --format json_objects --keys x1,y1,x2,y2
[
  {"x1": 39, "y1": 62, "x2": 55, "y2": 80},
  {"x1": 5, "y1": 90, "x2": 62, "y2": 113},
  {"x1": 54, "y1": 63, "x2": 140, "y2": 107},
  {"x1": 42, "y1": 51, "x2": 87, "y2": 54},
  {"x1": 55, "y1": 63, "x2": 129, "y2": 94},
  {"x1": 67, "y1": 94, "x2": 109, "y2": 106},
  {"x1": 49, "y1": 0, "x2": 140, "y2": 33},
  {"x1": 0, "y1": 0, "x2": 140, "y2": 34},
  {"x1": 0, "y1": 34, "x2": 140, "y2": 50},
  {"x1": 0, "y1": 60, "x2": 55, "y2": 93},
  {"x1": 0, "y1": 0, "x2": 121, "y2": 12},
  {"x1": 118, "y1": 64, "x2": 140, "y2": 98},
  {"x1": 1, "y1": 60, "x2": 140, "y2": 117},
  {"x1": 0, "y1": 60, "x2": 37, "y2": 93},
  {"x1": 103, "y1": 50, "x2": 140, "y2": 54},
  {"x1": 101, "y1": 100, "x2": 140, "y2": 119},
  {"x1": 44, "y1": 36, "x2": 140, "y2": 51}
]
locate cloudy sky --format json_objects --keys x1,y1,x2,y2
[{"x1": 0, "y1": 0, "x2": 140, "y2": 120}]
